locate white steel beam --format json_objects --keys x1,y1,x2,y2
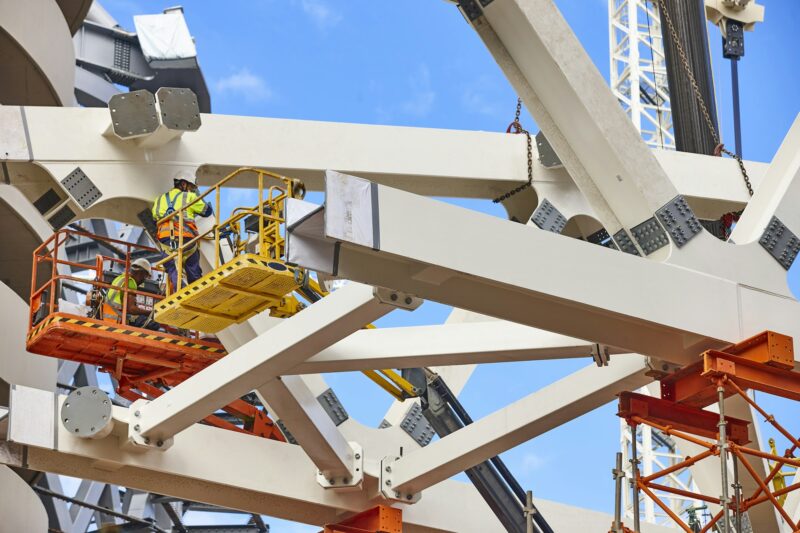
[
  {"x1": 2, "y1": 106, "x2": 765, "y2": 226},
  {"x1": 386, "y1": 356, "x2": 654, "y2": 496},
  {"x1": 131, "y1": 283, "x2": 418, "y2": 444},
  {"x1": 290, "y1": 322, "x2": 614, "y2": 374},
  {"x1": 288, "y1": 174, "x2": 800, "y2": 366},
  {"x1": 256, "y1": 376, "x2": 360, "y2": 483},
  {"x1": 456, "y1": 0, "x2": 684, "y2": 242},
  {"x1": 732, "y1": 113, "x2": 800, "y2": 244},
  {"x1": 3, "y1": 386, "x2": 676, "y2": 533}
]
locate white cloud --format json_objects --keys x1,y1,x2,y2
[
  {"x1": 401, "y1": 64, "x2": 436, "y2": 118},
  {"x1": 214, "y1": 68, "x2": 272, "y2": 102},
  {"x1": 297, "y1": 0, "x2": 342, "y2": 30}
]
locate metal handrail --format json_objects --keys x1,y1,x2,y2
[
  {"x1": 29, "y1": 229, "x2": 173, "y2": 334},
  {"x1": 153, "y1": 167, "x2": 300, "y2": 293}
]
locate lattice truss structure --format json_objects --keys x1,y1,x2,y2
[
  {"x1": 2, "y1": 0, "x2": 800, "y2": 532},
  {"x1": 609, "y1": 0, "x2": 675, "y2": 149}
]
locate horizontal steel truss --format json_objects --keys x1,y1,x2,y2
[
  {"x1": 288, "y1": 171, "x2": 800, "y2": 367},
  {"x1": 3, "y1": 384, "x2": 675, "y2": 533}
]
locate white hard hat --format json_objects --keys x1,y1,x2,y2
[
  {"x1": 173, "y1": 170, "x2": 198, "y2": 186},
  {"x1": 131, "y1": 258, "x2": 152, "y2": 275}
]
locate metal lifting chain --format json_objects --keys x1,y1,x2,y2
[
  {"x1": 655, "y1": 0, "x2": 753, "y2": 196},
  {"x1": 493, "y1": 97, "x2": 534, "y2": 203}
]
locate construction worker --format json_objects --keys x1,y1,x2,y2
[
  {"x1": 103, "y1": 258, "x2": 159, "y2": 330},
  {"x1": 152, "y1": 170, "x2": 213, "y2": 291}
]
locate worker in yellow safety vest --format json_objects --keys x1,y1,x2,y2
[
  {"x1": 103, "y1": 258, "x2": 159, "y2": 330},
  {"x1": 151, "y1": 171, "x2": 213, "y2": 291}
]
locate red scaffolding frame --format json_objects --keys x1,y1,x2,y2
[{"x1": 613, "y1": 331, "x2": 800, "y2": 532}]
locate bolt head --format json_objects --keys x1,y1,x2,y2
[
  {"x1": 134, "y1": 410, "x2": 141, "y2": 417},
  {"x1": 144, "y1": 438, "x2": 150, "y2": 445},
  {"x1": 157, "y1": 440, "x2": 164, "y2": 447},
  {"x1": 354, "y1": 453, "x2": 361, "y2": 460},
  {"x1": 133, "y1": 424, "x2": 141, "y2": 432},
  {"x1": 385, "y1": 466, "x2": 392, "y2": 473},
  {"x1": 385, "y1": 480, "x2": 392, "y2": 486}
]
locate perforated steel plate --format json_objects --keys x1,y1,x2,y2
[
  {"x1": 61, "y1": 167, "x2": 102, "y2": 210},
  {"x1": 759, "y1": 216, "x2": 800, "y2": 270},
  {"x1": 531, "y1": 199, "x2": 567, "y2": 234},
  {"x1": 48, "y1": 204, "x2": 75, "y2": 230},
  {"x1": 317, "y1": 388, "x2": 349, "y2": 426},
  {"x1": 400, "y1": 402, "x2": 435, "y2": 447},
  {"x1": 631, "y1": 217, "x2": 669, "y2": 255},
  {"x1": 655, "y1": 195, "x2": 702, "y2": 248},
  {"x1": 535, "y1": 131, "x2": 562, "y2": 168}
]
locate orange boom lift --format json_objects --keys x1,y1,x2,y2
[{"x1": 26, "y1": 227, "x2": 283, "y2": 441}]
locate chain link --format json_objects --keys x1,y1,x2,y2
[
  {"x1": 655, "y1": 0, "x2": 753, "y2": 196},
  {"x1": 493, "y1": 98, "x2": 534, "y2": 203}
]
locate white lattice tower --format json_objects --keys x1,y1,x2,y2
[{"x1": 609, "y1": 0, "x2": 675, "y2": 149}]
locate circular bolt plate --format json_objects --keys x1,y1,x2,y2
[{"x1": 61, "y1": 386, "x2": 113, "y2": 439}]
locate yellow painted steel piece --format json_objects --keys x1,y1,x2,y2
[{"x1": 154, "y1": 254, "x2": 300, "y2": 333}]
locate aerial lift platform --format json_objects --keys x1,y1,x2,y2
[
  {"x1": 153, "y1": 168, "x2": 304, "y2": 333},
  {"x1": 25, "y1": 227, "x2": 284, "y2": 442}
]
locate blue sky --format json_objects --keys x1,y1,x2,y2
[{"x1": 100, "y1": 1, "x2": 800, "y2": 531}]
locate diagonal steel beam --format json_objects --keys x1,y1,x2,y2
[
  {"x1": 453, "y1": 0, "x2": 683, "y2": 243},
  {"x1": 732, "y1": 114, "x2": 800, "y2": 247},
  {"x1": 256, "y1": 376, "x2": 360, "y2": 482},
  {"x1": 385, "y1": 356, "x2": 654, "y2": 496},
  {"x1": 131, "y1": 282, "x2": 419, "y2": 445}
]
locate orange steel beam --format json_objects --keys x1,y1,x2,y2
[
  {"x1": 321, "y1": 505, "x2": 402, "y2": 533},
  {"x1": 661, "y1": 330, "x2": 798, "y2": 407},
  {"x1": 637, "y1": 483, "x2": 693, "y2": 533},
  {"x1": 618, "y1": 392, "x2": 750, "y2": 445},
  {"x1": 703, "y1": 352, "x2": 800, "y2": 402},
  {"x1": 720, "y1": 330, "x2": 794, "y2": 370},
  {"x1": 644, "y1": 482, "x2": 721, "y2": 505},
  {"x1": 733, "y1": 447, "x2": 798, "y2": 529}
]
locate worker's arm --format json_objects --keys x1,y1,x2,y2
[
  {"x1": 125, "y1": 297, "x2": 151, "y2": 316},
  {"x1": 188, "y1": 191, "x2": 213, "y2": 218}
]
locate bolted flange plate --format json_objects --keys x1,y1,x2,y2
[
  {"x1": 316, "y1": 442, "x2": 364, "y2": 491},
  {"x1": 655, "y1": 195, "x2": 702, "y2": 248},
  {"x1": 630, "y1": 217, "x2": 669, "y2": 255},
  {"x1": 374, "y1": 287, "x2": 422, "y2": 310},
  {"x1": 156, "y1": 87, "x2": 202, "y2": 131},
  {"x1": 530, "y1": 199, "x2": 567, "y2": 234},
  {"x1": 109, "y1": 90, "x2": 158, "y2": 139},
  {"x1": 612, "y1": 229, "x2": 640, "y2": 256},
  {"x1": 759, "y1": 215, "x2": 800, "y2": 270},
  {"x1": 380, "y1": 456, "x2": 421, "y2": 504},
  {"x1": 61, "y1": 386, "x2": 114, "y2": 439}
]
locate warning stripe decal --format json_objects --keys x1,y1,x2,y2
[{"x1": 28, "y1": 315, "x2": 225, "y2": 354}]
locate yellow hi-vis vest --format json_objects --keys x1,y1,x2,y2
[{"x1": 152, "y1": 188, "x2": 210, "y2": 241}]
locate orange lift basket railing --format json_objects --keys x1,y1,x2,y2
[{"x1": 26, "y1": 227, "x2": 284, "y2": 442}]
